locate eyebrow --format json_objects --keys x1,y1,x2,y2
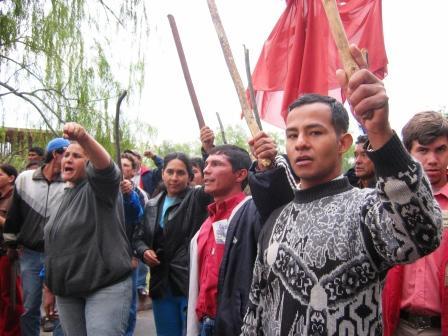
[{"x1": 286, "y1": 123, "x2": 325, "y2": 132}]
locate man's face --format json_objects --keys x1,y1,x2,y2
[
  {"x1": 410, "y1": 136, "x2": 448, "y2": 190},
  {"x1": 354, "y1": 143, "x2": 375, "y2": 179},
  {"x1": 28, "y1": 151, "x2": 42, "y2": 162},
  {"x1": 191, "y1": 165, "x2": 203, "y2": 186},
  {"x1": 203, "y1": 154, "x2": 246, "y2": 199},
  {"x1": 121, "y1": 158, "x2": 135, "y2": 180},
  {"x1": 61, "y1": 144, "x2": 87, "y2": 183},
  {"x1": 286, "y1": 102, "x2": 350, "y2": 189}
]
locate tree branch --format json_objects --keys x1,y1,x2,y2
[{"x1": 0, "y1": 81, "x2": 58, "y2": 136}]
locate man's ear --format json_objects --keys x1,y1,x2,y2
[
  {"x1": 7, "y1": 175, "x2": 15, "y2": 185},
  {"x1": 338, "y1": 133, "x2": 353, "y2": 155},
  {"x1": 235, "y1": 169, "x2": 249, "y2": 184}
]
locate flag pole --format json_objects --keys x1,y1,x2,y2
[
  {"x1": 321, "y1": 0, "x2": 372, "y2": 120},
  {"x1": 321, "y1": 0, "x2": 359, "y2": 78}
]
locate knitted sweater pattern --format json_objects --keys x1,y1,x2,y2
[{"x1": 242, "y1": 137, "x2": 441, "y2": 336}]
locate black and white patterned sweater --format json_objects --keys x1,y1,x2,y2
[{"x1": 241, "y1": 134, "x2": 442, "y2": 336}]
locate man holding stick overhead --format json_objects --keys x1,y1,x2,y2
[{"x1": 240, "y1": 46, "x2": 442, "y2": 335}]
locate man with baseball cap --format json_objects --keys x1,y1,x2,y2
[{"x1": 3, "y1": 137, "x2": 69, "y2": 336}]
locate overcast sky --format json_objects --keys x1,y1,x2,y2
[{"x1": 126, "y1": 0, "x2": 448, "y2": 146}]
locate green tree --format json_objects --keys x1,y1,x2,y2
[{"x1": 0, "y1": 0, "x2": 148, "y2": 161}]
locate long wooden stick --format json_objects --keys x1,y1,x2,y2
[
  {"x1": 321, "y1": 0, "x2": 359, "y2": 78},
  {"x1": 244, "y1": 45, "x2": 262, "y2": 131},
  {"x1": 206, "y1": 0, "x2": 260, "y2": 137},
  {"x1": 167, "y1": 14, "x2": 205, "y2": 129},
  {"x1": 115, "y1": 90, "x2": 127, "y2": 175},
  {"x1": 216, "y1": 112, "x2": 227, "y2": 144}
]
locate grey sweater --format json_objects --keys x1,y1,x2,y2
[
  {"x1": 44, "y1": 161, "x2": 132, "y2": 296},
  {"x1": 241, "y1": 134, "x2": 442, "y2": 336}
]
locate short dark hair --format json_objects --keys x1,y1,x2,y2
[
  {"x1": 43, "y1": 147, "x2": 65, "y2": 164},
  {"x1": 190, "y1": 157, "x2": 205, "y2": 177},
  {"x1": 208, "y1": 145, "x2": 251, "y2": 189},
  {"x1": 163, "y1": 152, "x2": 194, "y2": 181},
  {"x1": 121, "y1": 153, "x2": 137, "y2": 170},
  {"x1": 402, "y1": 111, "x2": 448, "y2": 152},
  {"x1": 28, "y1": 146, "x2": 44, "y2": 157},
  {"x1": 0, "y1": 163, "x2": 18, "y2": 182},
  {"x1": 123, "y1": 149, "x2": 142, "y2": 161},
  {"x1": 288, "y1": 94, "x2": 349, "y2": 134},
  {"x1": 355, "y1": 135, "x2": 368, "y2": 145}
]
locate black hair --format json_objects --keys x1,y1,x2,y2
[
  {"x1": 163, "y1": 152, "x2": 194, "y2": 181},
  {"x1": 355, "y1": 135, "x2": 368, "y2": 145},
  {"x1": 190, "y1": 157, "x2": 205, "y2": 177},
  {"x1": 28, "y1": 146, "x2": 44, "y2": 157},
  {"x1": 0, "y1": 163, "x2": 18, "y2": 181},
  {"x1": 288, "y1": 94, "x2": 349, "y2": 134},
  {"x1": 208, "y1": 145, "x2": 251, "y2": 189},
  {"x1": 43, "y1": 147, "x2": 65, "y2": 164}
]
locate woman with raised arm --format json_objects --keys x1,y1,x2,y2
[{"x1": 44, "y1": 122, "x2": 133, "y2": 336}]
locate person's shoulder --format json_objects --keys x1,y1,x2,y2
[{"x1": 15, "y1": 169, "x2": 36, "y2": 186}]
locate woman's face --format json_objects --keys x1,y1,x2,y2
[
  {"x1": 61, "y1": 143, "x2": 88, "y2": 184},
  {"x1": 162, "y1": 158, "x2": 189, "y2": 197}
]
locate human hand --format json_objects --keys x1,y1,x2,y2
[
  {"x1": 131, "y1": 257, "x2": 139, "y2": 269},
  {"x1": 336, "y1": 45, "x2": 392, "y2": 149},
  {"x1": 143, "y1": 249, "x2": 160, "y2": 267},
  {"x1": 43, "y1": 286, "x2": 57, "y2": 319},
  {"x1": 200, "y1": 126, "x2": 215, "y2": 153},
  {"x1": 143, "y1": 150, "x2": 155, "y2": 159},
  {"x1": 120, "y1": 180, "x2": 133, "y2": 195},
  {"x1": 248, "y1": 132, "x2": 277, "y2": 171},
  {"x1": 62, "y1": 122, "x2": 88, "y2": 142}
]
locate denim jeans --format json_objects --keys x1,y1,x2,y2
[
  {"x1": 199, "y1": 317, "x2": 215, "y2": 336},
  {"x1": 56, "y1": 275, "x2": 132, "y2": 336},
  {"x1": 136, "y1": 260, "x2": 148, "y2": 291},
  {"x1": 152, "y1": 293, "x2": 187, "y2": 336},
  {"x1": 125, "y1": 269, "x2": 138, "y2": 336},
  {"x1": 20, "y1": 248, "x2": 63, "y2": 336}
]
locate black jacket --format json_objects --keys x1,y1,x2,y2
[
  {"x1": 214, "y1": 198, "x2": 263, "y2": 336},
  {"x1": 133, "y1": 187, "x2": 211, "y2": 298}
]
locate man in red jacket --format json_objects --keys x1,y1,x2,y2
[{"x1": 383, "y1": 111, "x2": 448, "y2": 336}]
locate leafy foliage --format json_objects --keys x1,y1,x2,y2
[{"x1": 0, "y1": 0, "x2": 149, "y2": 164}]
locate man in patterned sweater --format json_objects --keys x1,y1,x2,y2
[{"x1": 241, "y1": 46, "x2": 442, "y2": 335}]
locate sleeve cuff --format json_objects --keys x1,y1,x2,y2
[{"x1": 366, "y1": 132, "x2": 414, "y2": 177}]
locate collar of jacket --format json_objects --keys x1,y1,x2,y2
[{"x1": 32, "y1": 165, "x2": 64, "y2": 183}]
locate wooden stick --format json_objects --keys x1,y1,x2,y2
[
  {"x1": 216, "y1": 112, "x2": 228, "y2": 144},
  {"x1": 114, "y1": 90, "x2": 127, "y2": 176},
  {"x1": 167, "y1": 14, "x2": 205, "y2": 129},
  {"x1": 244, "y1": 45, "x2": 263, "y2": 131},
  {"x1": 321, "y1": 0, "x2": 359, "y2": 78},
  {"x1": 206, "y1": 0, "x2": 260, "y2": 137}
]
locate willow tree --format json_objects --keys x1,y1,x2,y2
[{"x1": 0, "y1": 0, "x2": 149, "y2": 158}]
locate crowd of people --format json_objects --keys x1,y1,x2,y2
[{"x1": 0, "y1": 46, "x2": 447, "y2": 336}]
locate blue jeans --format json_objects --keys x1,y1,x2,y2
[
  {"x1": 136, "y1": 260, "x2": 148, "y2": 291},
  {"x1": 199, "y1": 317, "x2": 215, "y2": 336},
  {"x1": 125, "y1": 269, "x2": 138, "y2": 336},
  {"x1": 20, "y1": 248, "x2": 63, "y2": 336},
  {"x1": 152, "y1": 293, "x2": 187, "y2": 336},
  {"x1": 56, "y1": 275, "x2": 132, "y2": 336}
]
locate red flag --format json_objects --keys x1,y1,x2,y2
[{"x1": 251, "y1": 0, "x2": 388, "y2": 128}]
